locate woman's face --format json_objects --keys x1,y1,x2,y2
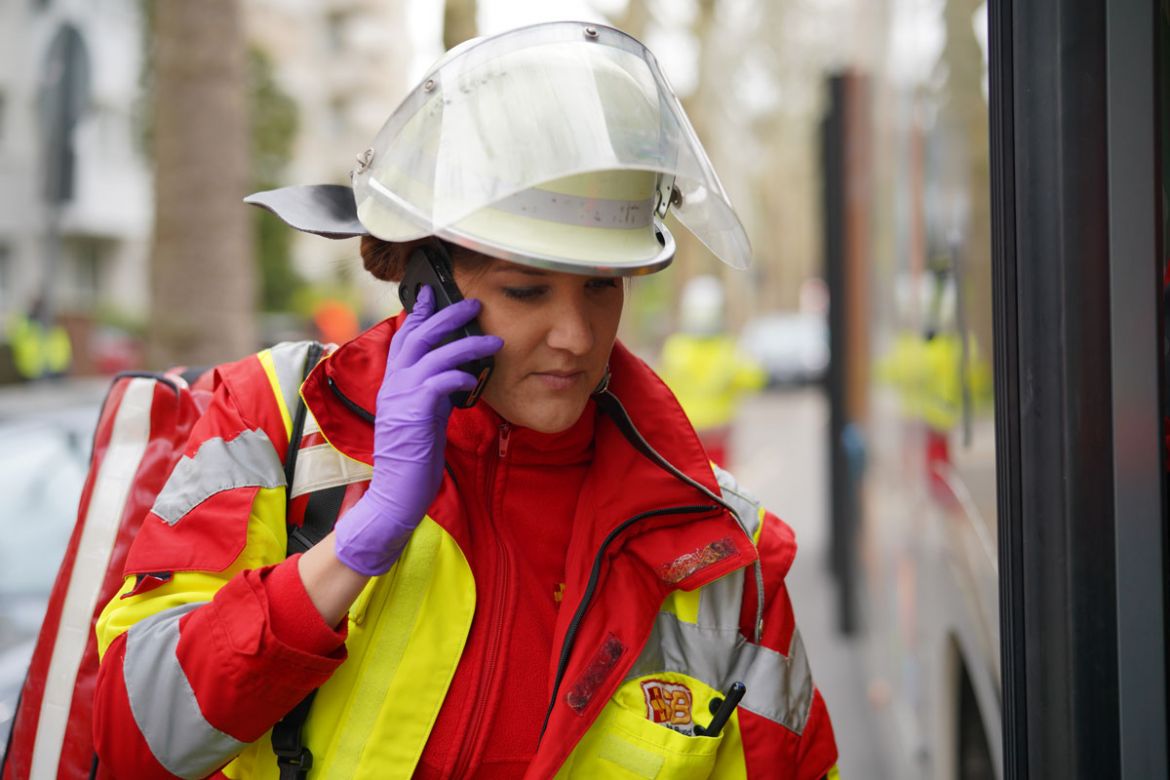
[{"x1": 453, "y1": 254, "x2": 624, "y2": 433}]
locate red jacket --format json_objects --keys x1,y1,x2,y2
[{"x1": 93, "y1": 315, "x2": 838, "y2": 778}]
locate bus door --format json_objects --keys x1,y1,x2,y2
[{"x1": 991, "y1": 0, "x2": 1168, "y2": 776}]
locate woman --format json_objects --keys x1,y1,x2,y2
[{"x1": 93, "y1": 22, "x2": 838, "y2": 779}]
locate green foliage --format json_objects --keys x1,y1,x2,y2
[
  {"x1": 255, "y1": 210, "x2": 302, "y2": 312},
  {"x1": 95, "y1": 302, "x2": 147, "y2": 338},
  {"x1": 248, "y1": 46, "x2": 304, "y2": 312},
  {"x1": 249, "y1": 47, "x2": 298, "y2": 190}
]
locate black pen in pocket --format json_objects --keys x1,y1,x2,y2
[{"x1": 695, "y1": 681, "x2": 746, "y2": 737}]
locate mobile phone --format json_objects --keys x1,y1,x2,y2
[{"x1": 398, "y1": 243, "x2": 494, "y2": 408}]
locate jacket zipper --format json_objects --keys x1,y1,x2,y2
[
  {"x1": 450, "y1": 423, "x2": 513, "y2": 777},
  {"x1": 594, "y1": 389, "x2": 766, "y2": 642},
  {"x1": 539, "y1": 502, "x2": 719, "y2": 736},
  {"x1": 498, "y1": 422, "x2": 512, "y2": 458},
  {"x1": 537, "y1": 386, "x2": 769, "y2": 739}
]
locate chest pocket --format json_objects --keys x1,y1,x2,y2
[
  {"x1": 557, "y1": 468, "x2": 763, "y2": 779},
  {"x1": 555, "y1": 672, "x2": 745, "y2": 779}
]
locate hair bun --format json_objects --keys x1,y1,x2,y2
[{"x1": 360, "y1": 236, "x2": 415, "y2": 282}]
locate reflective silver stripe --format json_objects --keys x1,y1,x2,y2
[
  {"x1": 289, "y1": 442, "x2": 373, "y2": 498},
  {"x1": 712, "y1": 464, "x2": 766, "y2": 640},
  {"x1": 30, "y1": 377, "x2": 156, "y2": 780},
  {"x1": 697, "y1": 572, "x2": 744, "y2": 633},
  {"x1": 712, "y1": 464, "x2": 763, "y2": 539},
  {"x1": 627, "y1": 611, "x2": 815, "y2": 735},
  {"x1": 698, "y1": 466, "x2": 765, "y2": 630},
  {"x1": 304, "y1": 407, "x2": 323, "y2": 436},
  {"x1": 490, "y1": 187, "x2": 656, "y2": 229},
  {"x1": 268, "y1": 341, "x2": 316, "y2": 415},
  {"x1": 151, "y1": 429, "x2": 285, "y2": 525},
  {"x1": 124, "y1": 602, "x2": 247, "y2": 778},
  {"x1": 290, "y1": 407, "x2": 372, "y2": 497}
]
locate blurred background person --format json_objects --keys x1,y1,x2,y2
[
  {"x1": 311, "y1": 297, "x2": 361, "y2": 347},
  {"x1": 658, "y1": 274, "x2": 765, "y2": 468},
  {"x1": 6, "y1": 296, "x2": 72, "y2": 381}
]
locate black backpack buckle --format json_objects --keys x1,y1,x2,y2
[{"x1": 274, "y1": 743, "x2": 313, "y2": 780}]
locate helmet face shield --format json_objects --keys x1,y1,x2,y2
[{"x1": 351, "y1": 22, "x2": 751, "y2": 272}]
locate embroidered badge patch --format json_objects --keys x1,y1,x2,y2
[
  {"x1": 641, "y1": 679, "x2": 694, "y2": 727},
  {"x1": 657, "y1": 537, "x2": 738, "y2": 584},
  {"x1": 566, "y1": 633, "x2": 627, "y2": 715}
]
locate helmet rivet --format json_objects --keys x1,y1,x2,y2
[
  {"x1": 670, "y1": 185, "x2": 684, "y2": 208},
  {"x1": 584, "y1": 27, "x2": 599, "y2": 39},
  {"x1": 423, "y1": 78, "x2": 436, "y2": 92},
  {"x1": 353, "y1": 147, "x2": 375, "y2": 174}
]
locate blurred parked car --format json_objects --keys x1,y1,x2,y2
[
  {"x1": 0, "y1": 382, "x2": 103, "y2": 755},
  {"x1": 738, "y1": 312, "x2": 829, "y2": 387}
]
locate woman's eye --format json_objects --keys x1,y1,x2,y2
[
  {"x1": 502, "y1": 286, "x2": 547, "y2": 301},
  {"x1": 586, "y1": 278, "x2": 620, "y2": 291}
]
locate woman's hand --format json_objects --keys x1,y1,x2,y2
[{"x1": 333, "y1": 285, "x2": 503, "y2": 576}]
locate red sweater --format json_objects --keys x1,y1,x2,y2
[
  {"x1": 416, "y1": 400, "x2": 594, "y2": 777},
  {"x1": 268, "y1": 400, "x2": 596, "y2": 778}
]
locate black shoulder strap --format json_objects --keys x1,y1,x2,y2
[
  {"x1": 272, "y1": 691, "x2": 317, "y2": 780},
  {"x1": 282, "y1": 342, "x2": 323, "y2": 494},
  {"x1": 272, "y1": 341, "x2": 330, "y2": 780},
  {"x1": 283, "y1": 343, "x2": 347, "y2": 556}
]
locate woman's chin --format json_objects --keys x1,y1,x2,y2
[
  {"x1": 491, "y1": 393, "x2": 588, "y2": 434},
  {"x1": 521, "y1": 405, "x2": 585, "y2": 433}
]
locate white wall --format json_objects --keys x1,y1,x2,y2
[{"x1": 0, "y1": 0, "x2": 151, "y2": 325}]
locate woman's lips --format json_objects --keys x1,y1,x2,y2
[{"x1": 532, "y1": 370, "x2": 585, "y2": 390}]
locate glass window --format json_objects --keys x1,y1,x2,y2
[
  {"x1": 66, "y1": 238, "x2": 103, "y2": 304},
  {"x1": 855, "y1": 0, "x2": 999, "y2": 775}
]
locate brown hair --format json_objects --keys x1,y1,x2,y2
[
  {"x1": 360, "y1": 235, "x2": 430, "y2": 282},
  {"x1": 360, "y1": 235, "x2": 490, "y2": 282}
]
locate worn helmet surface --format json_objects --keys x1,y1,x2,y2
[{"x1": 247, "y1": 21, "x2": 751, "y2": 276}]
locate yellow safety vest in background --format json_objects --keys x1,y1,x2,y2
[{"x1": 658, "y1": 334, "x2": 766, "y2": 432}]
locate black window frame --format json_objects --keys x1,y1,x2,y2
[{"x1": 990, "y1": 0, "x2": 1168, "y2": 776}]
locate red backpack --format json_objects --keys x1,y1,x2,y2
[{"x1": 2, "y1": 343, "x2": 331, "y2": 779}]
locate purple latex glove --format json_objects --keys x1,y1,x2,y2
[{"x1": 334, "y1": 286, "x2": 503, "y2": 576}]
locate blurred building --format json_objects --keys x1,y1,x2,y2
[
  {"x1": 245, "y1": 0, "x2": 415, "y2": 319},
  {"x1": 0, "y1": 0, "x2": 415, "y2": 342},
  {"x1": 0, "y1": 0, "x2": 151, "y2": 323}
]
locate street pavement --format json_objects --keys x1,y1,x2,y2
[{"x1": 730, "y1": 387, "x2": 891, "y2": 780}]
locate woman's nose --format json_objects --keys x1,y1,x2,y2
[{"x1": 545, "y1": 299, "x2": 594, "y2": 356}]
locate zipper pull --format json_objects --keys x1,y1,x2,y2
[{"x1": 498, "y1": 423, "x2": 512, "y2": 458}]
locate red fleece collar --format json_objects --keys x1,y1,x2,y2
[{"x1": 445, "y1": 392, "x2": 597, "y2": 466}]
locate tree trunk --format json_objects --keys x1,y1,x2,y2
[
  {"x1": 148, "y1": 0, "x2": 255, "y2": 368},
  {"x1": 443, "y1": 0, "x2": 478, "y2": 51},
  {"x1": 612, "y1": 0, "x2": 651, "y2": 42}
]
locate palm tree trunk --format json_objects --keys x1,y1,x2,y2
[{"x1": 148, "y1": 0, "x2": 255, "y2": 368}]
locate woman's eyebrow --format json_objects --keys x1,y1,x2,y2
[{"x1": 491, "y1": 267, "x2": 550, "y2": 277}]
